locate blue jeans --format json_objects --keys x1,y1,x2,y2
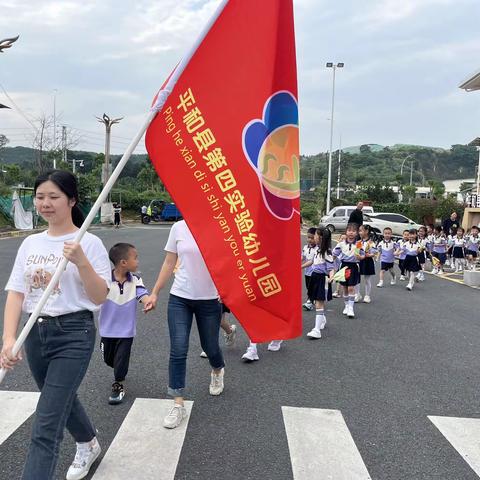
[
  {"x1": 22, "y1": 311, "x2": 96, "y2": 480},
  {"x1": 167, "y1": 294, "x2": 225, "y2": 397}
]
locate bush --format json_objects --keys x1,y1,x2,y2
[{"x1": 301, "y1": 202, "x2": 319, "y2": 225}]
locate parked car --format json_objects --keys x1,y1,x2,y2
[
  {"x1": 319, "y1": 205, "x2": 374, "y2": 232},
  {"x1": 363, "y1": 212, "x2": 422, "y2": 239}
]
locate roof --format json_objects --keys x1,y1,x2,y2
[{"x1": 459, "y1": 68, "x2": 480, "y2": 91}]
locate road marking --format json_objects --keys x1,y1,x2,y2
[
  {"x1": 0, "y1": 390, "x2": 39, "y2": 445},
  {"x1": 429, "y1": 415, "x2": 480, "y2": 475},
  {"x1": 282, "y1": 406, "x2": 372, "y2": 480},
  {"x1": 92, "y1": 398, "x2": 193, "y2": 480}
]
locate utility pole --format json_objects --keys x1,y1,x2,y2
[
  {"x1": 96, "y1": 113, "x2": 123, "y2": 206},
  {"x1": 336, "y1": 135, "x2": 342, "y2": 199},
  {"x1": 62, "y1": 126, "x2": 67, "y2": 163},
  {"x1": 53, "y1": 89, "x2": 57, "y2": 168}
]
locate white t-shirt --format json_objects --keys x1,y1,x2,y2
[
  {"x1": 5, "y1": 230, "x2": 111, "y2": 316},
  {"x1": 164, "y1": 221, "x2": 218, "y2": 300}
]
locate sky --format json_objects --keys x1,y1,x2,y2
[{"x1": 1, "y1": 0, "x2": 480, "y2": 156}]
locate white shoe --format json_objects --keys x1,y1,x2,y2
[
  {"x1": 302, "y1": 302, "x2": 314, "y2": 311},
  {"x1": 354, "y1": 294, "x2": 362, "y2": 303},
  {"x1": 342, "y1": 305, "x2": 348, "y2": 315},
  {"x1": 66, "y1": 438, "x2": 101, "y2": 480},
  {"x1": 390, "y1": 278, "x2": 396, "y2": 285},
  {"x1": 319, "y1": 317, "x2": 327, "y2": 330},
  {"x1": 200, "y1": 351, "x2": 208, "y2": 358},
  {"x1": 406, "y1": 284, "x2": 413, "y2": 291},
  {"x1": 376, "y1": 281, "x2": 384, "y2": 288},
  {"x1": 347, "y1": 305, "x2": 355, "y2": 318},
  {"x1": 209, "y1": 368, "x2": 224, "y2": 396},
  {"x1": 267, "y1": 340, "x2": 283, "y2": 351},
  {"x1": 363, "y1": 295, "x2": 371, "y2": 303},
  {"x1": 242, "y1": 346, "x2": 259, "y2": 362},
  {"x1": 163, "y1": 404, "x2": 187, "y2": 429},
  {"x1": 432, "y1": 267, "x2": 438, "y2": 275},
  {"x1": 223, "y1": 324, "x2": 237, "y2": 347},
  {"x1": 400, "y1": 275, "x2": 406, "y2": 281},
  {"x1": 419, "y1": 273, "x2": 425, "y2": 282},
  {"x1": 307, "y1": 328, "x2": 322, "y2": 339},
  {"x1": 332, "y1": 291, "x2": 340, "y2": 298},
  {"x1": 445, "y1": 259, "x2": 450, "y2": 267}
]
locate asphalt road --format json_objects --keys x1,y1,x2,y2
[{"x1": 1, "y1": 224, "x2": 480, "y2": 480}]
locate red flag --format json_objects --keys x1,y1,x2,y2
[{"x1": 146, "y1": 0, "x2": 300, "y2": 342}]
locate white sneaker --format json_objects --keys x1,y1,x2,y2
[
  {"x1": 342, "y1": 305, "x2": 348, "y2": 315},
  {"x1": 307, "y1": 328, "x2": 322, "y2": 339},
  {"x1": 242, "y1": 346, "x2": 259, "y2": 362},
  {"x1": 390, "y1": 278, "x2": 397, "y2": 285},
  {"x1": 376, "y1": 281, "x2": 384, "y2": 288},
  {"x1": 354, "y1": 294, "x2": 362, "y2": 302},
  {"x1": 406, "y1": 284, "x2": 413, "y2": 291},
  {"x1": 200, "y1": 351, "x2": 208, "y2": 358},
  {"x1": 163, "y1": 404, "x2": 187, "y2": 429},
  {"x1": 332, "y1": 291, "x2": 340, "y2": 298},
  {"x1": 268, "y1": 340, "x2": 283, "y2": 351},
  {"x1": 302, "y1": 302, "x2": 314, "y2": 311},
  {"x1": 419, "y1": 272, "x2": 425, "y2": 282},
  {"x1": 66, "y1": 438, "x2": 101, "y2": 480},
  {"x1": 400, "y1": 275, "x2": 406, "y2": 281},
  {"x1": 223, "y1": 324, "x2": 237, "y2": 347},
  {"x1": 363, "y1": 295, "x2": 371, "y2": 303},
  {"x1": 319, "y1": 317, "x2": 327, "y2": 330},
  {"x1": 347, "y1": 305, "x2": 355, "y2": 318},
  {"x1": 209, "y1": 368, "x2": 224, "y2": 396},
  {"x1": 432, "y1": 267, "x2": 438, "y2": 274}
]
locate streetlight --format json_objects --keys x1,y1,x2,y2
[
  {"x1": 0, "y1": 35, "x2": 19, "y2": 53},
  {"x1": 400, "y1": 153, "x2": 415, "y2": 185},
  {"x1": 53, "y1": 89, "x2": 58, "y2": 168},
  {"x1": 326, "y1": 62, "x2": 344, "y2": 214}
]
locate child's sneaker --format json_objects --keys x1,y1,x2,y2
[
  {"x1": 66, "y1": 437, "x2": 101, "y2": 480},
  {"x1": 108, "y1": 382, "x2": 125, "y2": 405},
  {"x1": 200, "y1": 351, "x2": 208, "y2": 358},
  {"x1": 354, "y1": 294, "x2": 362, "y2": 302},
  {"x1": 363, "y1": 295, "x2": 371, "y2": 303},
  {"x1": 400, "y1": 275, "x2": 406, "y2": 281},
  {"x1": 432, "y1": 267, "x2": 438, "y2": 274},
  {"x1": 406, "y1": 284, "x2": 413, "y2": 291},
  {"x1": 242, "y1": 346, "x2": 259, "y2": 362},
  {"x1": 376, "y1": 280, "x2": 384, "y2": 288},
  {"x1": 390, "y1": 278, "x2": 396, "y2": 285},
  {"x1": 302, "y1": 302, "x2": 314, "y2": 311},
  {"x1": 267, "y1": 340, "x2": 283, "y2": 351},
  {"x1": 347, "y1": 305, "x2": 355, "y2": 318},
  {"x1": 332, "y1": 291, "x2": 340, "y2": 298},
  {"x1": 342, "y1": 305, "x2": 348, "y2": 315},
  {"x1": 307, "y1": 328, "x2": 322, "y2": 339},
  {"x1": 209, "y1": 368, "x2": 224, "y2": 396},
  {"x1": 163, "y1": 404, "x2": 187, "y2": 429},
  {"x1": 223, "y1": 324, "x2": 237, "y2": 347}
]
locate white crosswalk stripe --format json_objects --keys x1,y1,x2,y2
[
  {"x1": 429, "y1": 415, "x2": 480, "y2": 476},
  {"x1": 92, "y1": 398, "x2": 193, "y2": 480},
  {"x1": 282, "y1": 406, "x2": 372, "y2": 480},
  {"x1": 0, "y1": 390, "x2": 39, "y2": 446}
]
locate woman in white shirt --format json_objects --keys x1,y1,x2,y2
[
  {"x1": 145, "y1": 220, "x2": 225, "y2": 429},
  {"x1": 1, "y1": 170, "x2": 111, "y2": 480}
]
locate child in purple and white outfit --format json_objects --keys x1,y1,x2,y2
[
  {"x1": 376, "y1": 227, "x2": 398, "y2": 287},
  {"x1": 432, "y1": 226, "x2": 448, "y2": 274},
  {"x1": 99, "y1": 243, "x2": 150, "y2": 405},
  {"x1": 466, "y1": 225, "x2": 480, "y2": 270}
]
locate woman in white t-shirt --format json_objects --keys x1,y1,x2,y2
[
  {"x1": 145, "y1": 220, "x2": 225, "y2": 429},
  {"x1": 0, "y1": 170, "x2": 111, "y2": 480}
]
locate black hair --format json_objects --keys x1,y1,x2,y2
[
  {"x1": 109, "y1": 243, "x2": 136, "y2": 266},
  {"x1": 434, "y1": 225, "x2": 442, "y2": 234},
  {"x1": 408, "y1": 228, "x2": 417, "y2": 235},
  {"x1": 346, "y1": 222, "x2": 359, "y2": 232},
  {"x1": 315, "y1": 227, "x2": 332, "y2": 256},
  {"x1": 307, "y1": 227, "x2": 317, "y2": 235},
  {"x1": 472, "y1": 225, "x2": 479, "y2": 231},
  {"x1": 34, "y1": 170, "x2": 84, "y2": 228},
  {"x1": 457, "y1": 227, "x2": 465, "y2": 234},
  {"x1": 403, "y1": 229, "x2": 410, "y2": 234},
  {"x1": 383, "y1": 227, "x2": 392, "y2": 233},
  {"x1": 359, "y1": 224, "x2": 371, "y2": 236}
]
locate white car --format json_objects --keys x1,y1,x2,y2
[{"x1": 363, "y1": 212, "x2": 422, "y2": 239}]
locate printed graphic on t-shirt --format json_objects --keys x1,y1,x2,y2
[{"x1": 24, "y1": 253, "x2": 63, "y2": 297}]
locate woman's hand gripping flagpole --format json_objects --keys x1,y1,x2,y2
[{"x1": 0, "y1": 0, "x2": 229, "y2": 385}]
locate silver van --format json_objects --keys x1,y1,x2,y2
[{"x1": 319, "y1": 205, "x2": 374, "y2": 232}]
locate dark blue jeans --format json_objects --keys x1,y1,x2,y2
[
  {"x1": 22, "y1": 310, "x2": 96, "y2": 480},
  {"x1": 167, "y1": 294, "x2": 225, "y2": 397}
]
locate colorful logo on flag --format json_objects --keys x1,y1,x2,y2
[{"x1": 242, "y1": 91, "x2": 299, "y2": 220}]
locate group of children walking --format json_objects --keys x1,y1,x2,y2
[{"x1": 300, "y1": 221, "x2": 480, "y2": 338}]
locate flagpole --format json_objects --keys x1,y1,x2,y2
[{"x1": 0, "y1": 0, "x2": 230, "y2": 384}]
